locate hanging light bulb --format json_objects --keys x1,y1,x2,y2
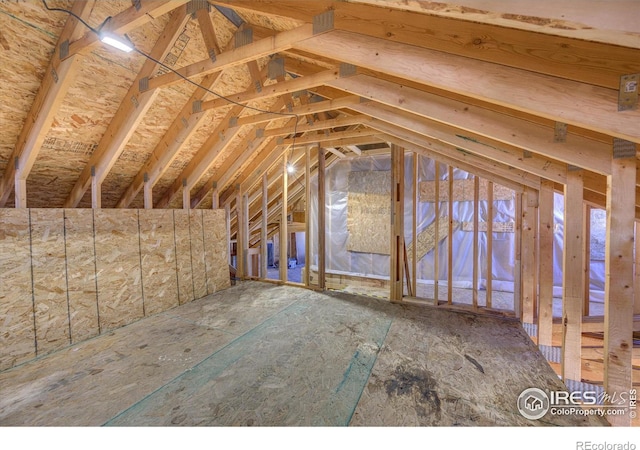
[{"x1": 287, "y1": 163, "x2": 295, "y2": 174}]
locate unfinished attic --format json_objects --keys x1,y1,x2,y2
[{"x1": 0, "y1": 0, "x2": 639, "y2": 429}]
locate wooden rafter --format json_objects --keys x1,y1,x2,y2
[
  {"x1": 64, "y1": 6, "x2": 190, "y2": 208},
  {"x1": 296, "y1": 30, "x2": 640, "y2": 143},
  {"x1": 117, "y1": 23, "x2": 262, "y2": 209},
  {"x1": 146, "y1": 24, "x2": 321, "y2": 90},
  {"x1": 66, "y1": 1, "x2": 189, "y2": 57},
  {"x1": 212, "y1": 0, "x2": 640, "y2": 87},
  {"x1": 328, "y1": 74, "x2": 613, "y2": 174},
  {"x1": 0, "y1": 0, "x2": 95, "y2": 207}
]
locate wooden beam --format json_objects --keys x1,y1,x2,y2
[
  {"x1": 538, "y1": 179, "x2": 555, "y2": 348},
  {"x1": 298, "y1": 30, "x2": 640, "y2": 143},
  {"x1": 147, "y1": 24, "x2": 318, "y2": 90},
  {"x1": 433, "y1": 162, "x2": 440, "y2": 305},
  {"x1": 262, "y1": 115, "x2": 370, "y2": 138},
  {"x1": 353, "y1": 101, "x2": 570, "y2": 184},
  {"x1": 522, "y1": 187, "x2": 538, "y2": 325},
  {"x1": 562, "y1": 169, "x2": 584, "y2": 383},
  {"x1": 191, "y1": 111, "x2": 289, "y2": 208},
  {"x1": 212, "y1": 183, "x2": 219, "y2": 209},
  {"x1": 335, "y1": 74, "x2": 611, "y2": 174},
  {"x1": 390, "y1": 144, "x2": 404, "y2": 302},
  {"x1": 584, "y1": 204, "x2": 592, "y2": 316},
  {"x1": 472, "y1": 175, "x2": 479, "y2": 310},
  {"x1": 236, "y1": 95, "x2": 362, "y2": 127},
  {"x1": 235, "y1": 188, "x2": 244, "y2": 278},
  {"x1": 636, "y1": 221, "x2": 640, "y2": 315},
  {"x1": 486, "y1": 181, "x2": 494, "y2": 309},
  {"x1": 200, "y1": 68, "x2": 342, "y2": 111},
  {"x1": 280, "y1": 153, "x2": 288, "y2": 282},
  {"x1": 117, "y1": 23, "x2": 262, "y2": 208},
  {"x1": 318, "y1": 146, "x2": 326, "y2": 290},
  {"x1": 604, "y1": 150, "x2": 636, "y2": 426},
  {"x1": 304, "y1": 146, "x2": 311, "y2": 287},
  {"x1": 447, "y1": 166, "x2": 454, "y2": 305},
  {"x1": 514, "y1": 193, "x2": 523, "y2": 318},
  {"x1": 212, "y1": 1, "x2": 640, "y2": 87},
  {"x1": 195, "y1": 6, "x2": 222, "y2": 60},
  {"x1": 0, "y1": 0, "x2": 95, "y2": 207},
  {"x1": 377, "y1": 129, "x2": 538, "y2": 192},
  {"x1": 412, "y1": 153, "x2": 418, "y2": 298},
  {"x1": 65, "y1": 7, "x2": 190, "y2": 208},
  {"x1": 280, "y1": 128, "x2": 376, "y2": 146},
  {"x1": 261, "y1": 173, "x2": 268, "y2": 279},
  {"x1": 67, "y1": 1, "x2": 188, "y2": 57}
]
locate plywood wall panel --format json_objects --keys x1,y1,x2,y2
[
  {"x1": 0, "y1": 209, "x2": 35, "y2": 371},
  {"x1": 139, "y1": 210, "x2": 179, "y2": 315},
  {"x1": 173, "y1": 210, "x2": 194, "y2": 305},
  {"x1": 347, "y1": 171, "x2": 391, "y2": 255},
  {"x1": 189, "y1": 209, "x2": 208, "y2": 300},
  {"x1": 63, "y1": 209, "x2": 99, "y2": 343},
  {"x1": 30, "y1": 209, "x2": 70, "y2": 355},
  {"x1": 420, "y1": 179, "x2": 513, "y2": 202},
  {"x1": 203, "y1": 209, "x2": 230, "y2": 294},
  {"x1": 94, "y1": 210, "x2": 144, "y2": 332}
]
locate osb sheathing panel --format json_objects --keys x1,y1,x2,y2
[
  {"x1": 30, "y1": 209, "x2": 70, "y2": 356},
  {"x1": 419, "y1": 179, "x2": 513, "y2": 202},
  {"x1": 0, "y1": 209, "x2": 35, "y2": 371},
  {"x1": 203, "y1": 209, "x2": 230, "y2": 294},
  {"x1": 189, "y1": 209, "x2": 208, "y2": 300},
  {"x1": 347, "y1": 171, "x2": 391, "y2": 255},
  {"x1": 407, "y1": 216, "x2": 456, "y2": 265},
  {"x1": 0, "y1": 1, "x2": 66, "y2": 173},
  {"x1": 138, "y1": 209, "x2": 179, "y2": 315},
  {"x1": 173, "y1": 210, "x2": 195, "y2": 304},
  {"x1": 63, "y1": 209, "x2": 99, "y2": 343},
  {"x1": 94, "y1": 210, "x2": 144, "y2": 332}
]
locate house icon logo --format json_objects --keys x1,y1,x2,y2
[{"x1": 517, "y1": 388, "x2": 550, "y2": 420}]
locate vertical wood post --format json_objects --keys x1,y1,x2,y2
[
  {"x1": 280, "y1": 153, "x2": 288, "y2": 283},
  {"x1": 562, "y1": 169, "x2": 584, "y2": 383},
  {"x1": 91, "y1": 168, "x2": 101, "y2": 209},
  {"x1": 143, "y1": 176, "x2": 153, "y2": 209},
  {"x1": 514, "y1": 193, "x2": 523, "y2": 318},
  {"x1": 14, "y1": 176, "x2": 27, "y2": 209},
  {"x1": 304, "y1": 146, "x2": 311, "y2": 287},
  {"x1": 390, "y1": 144, "x2": 405, "y2": 302},
  {"x1": 318, "y1": 146, "x2": 326, "y2": 290},
  {"x1": 583, "y1": 204, "x2": 592, "y2": 316},
  {"x1": 472, "y1": 174, "x2": 479, "y2": 310},
  {"x1": 522, "y1": 187, "x2": 538, "y2": 327},
  {"x1": 448, "y1": 166, "x2": 454, "y2": 304},
  {"x1": 212, "y1": 182, "x2": 219, "y2": 209},
  {"x1": 635, "y1": 221, "x2": 640, "y2": 315},
  {"x1": 243, "y1": 193, "x2": 249, "y2": 277},
  {"x1": 604, "y1": 144, "x2": 636, "y2": 426},
  {"x1": 235, "y1": 187, "x2": 244, "y2": 279},
  {"x1": 434, "y1": 163, "x2": 440, "y2": 305},
  {"x1": 261, "y1": 173, "x2": 268, "y2": 279},
  {"x1": 486, "y1": 181, "x2": 494, "y2": 308},
  {"x1": 412, "y1": 153, "x2": 418, "y2": 297},
  {"x1": 538, "y1": 179, "x2": 555, "y2": 348}
]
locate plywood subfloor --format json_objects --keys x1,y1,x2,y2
[{"x1": 0, "y1": 282, "x2": 606, "y2": 426}]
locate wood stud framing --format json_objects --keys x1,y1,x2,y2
[{"x1": 562, "y1": 169, "x2": 584, "y2": 383}]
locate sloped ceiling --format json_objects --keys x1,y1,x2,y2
[{"x1": 0, "y1": 0, "x2": 639, "y2": 215}]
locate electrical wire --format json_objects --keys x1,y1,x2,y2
[{"x1": 41, "y1": 0, "x2": 301, "y2": 157}]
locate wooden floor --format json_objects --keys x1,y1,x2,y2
[{"x1": 0, "y1": 281, "x2": 606, "y2": 426}]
